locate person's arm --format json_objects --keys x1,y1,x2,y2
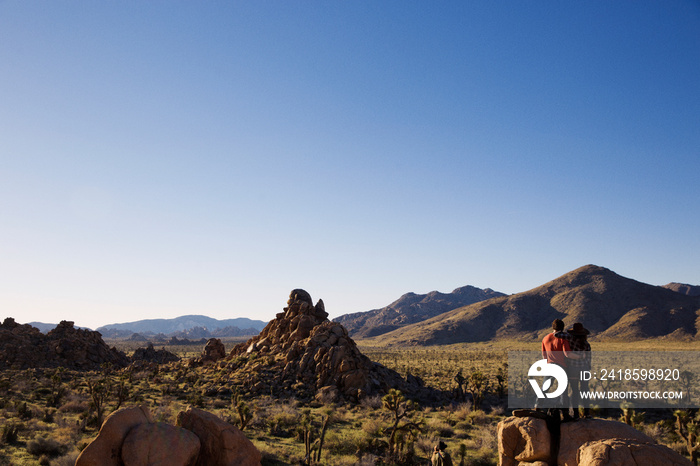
[{"x1": 562, "y1": 338, "x2": 583, "y2": 359}]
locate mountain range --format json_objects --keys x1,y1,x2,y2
[
  {"x1": 662, "y1": 282, "x2": 700, "y2": 297},
  {"x1": 96, "y1": 315, "x2": 267, "y2": 338},
  {"x1": 335, "y1": 285, "x2": 505, "y2": 338},
  {"x1": 357, "y1": 265, "x2": 700, "y2": 346},
  {"x1": 24, "y1": 265, "x2": 700, "y2": 345}
]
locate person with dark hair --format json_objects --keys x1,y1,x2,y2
[
  {"x1": 557, "y1": 322, "x2": 592, "y2": 419},
  {"x1": 540, "y1": 319, "x2": 575, "y2": 421},
  {"x1": 431, "y1": 441, "x2": 453, "y2": 466}
]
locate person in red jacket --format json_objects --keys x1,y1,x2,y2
[{"x1": 540, "y1": 319, "x2": 575, "y2": 422}]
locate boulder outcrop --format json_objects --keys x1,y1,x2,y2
[
  {"x1": 224, "y1": 289, "x2": 437, "y2": 402},
  {"x1": 131, "y1": 343, "x2": 180, "y2": 364},
  {"x1": 76, "y1": 406, "x2": 154, "y2": 466},
  {"x1": 177, "y1": 407, "x2": 262, "y2": 466},
  {"x1": 201, "y1": 338, "x2": 226, "y2": 364},
  {"x1": 498, "y1": 415, "x2": 691, "y2": 466},
  {"x1": 76, "y1": 405, "x2": 261, "y2": 466},
  {"x1": 0, "y1": 318, "x2": 129, "y2": 370},
  {"x1": 577, "y1": 438, "x2": 692, "y2": 466},
  {"x1": 121, "y1": 422, "x2": 200, "y2": 466}
]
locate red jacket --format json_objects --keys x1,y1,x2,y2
[{"x1": 541, "y1": 332, "x2": 571, "y2": 367}]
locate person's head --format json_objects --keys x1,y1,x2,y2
[
  {"x1": 552, "y1": 319, "x2": 565, "y2": 331},
  {"x1": 438, "y1": 441, "x2": 447, "y2": 451},
  {"x1": 567, "y1": 322, "x2": 590, "y2": 338}
]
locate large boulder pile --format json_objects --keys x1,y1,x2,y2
[
  {"x1": 221, "y1": 289, "x2": 435, "y2": 402},
  {"x1": 131, "y1": 342, "x2": 180, "y2": 364},
  {"x1": 76, "y1": 405, "x2": 261, "y2": 466},
  {"x1": 498, "y1": 415, "x2": 691, "y2": 465},
  {"x1": 0, "y1": 318, "x2": 129, "y2": 370},
  {"x1": 199, "y1": 338, "x2": 227, "y2": 364}
]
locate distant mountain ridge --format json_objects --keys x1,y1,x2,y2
[
  {"x1": 663, "y1": 282, "x2": 700, "y2": 297},
  {"x1": 96, "y1": 315, "x2": 266, "y2": 338},
  {"x1": 27, "y1": 322, "x2": 66, "y2": 333},
  {"x1": 335, "y1": 285, "x2": 506, "y2": 338},
  {"x1": 367, "y1": 265, "x2": 700, "y2": 346}
]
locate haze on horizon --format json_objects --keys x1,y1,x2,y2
[{"x1": 1, "y1": 1, "x2": 699, "y2": 330}]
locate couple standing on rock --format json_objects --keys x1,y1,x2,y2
[{"x1": 541, "y1": 319, "x2": 592, "y2": 422}]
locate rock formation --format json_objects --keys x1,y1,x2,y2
[
  {"x1": 121, "y1": 422, "x2": 200, "y2": 466},
  {"x1": 222, "y1": 289, "x2": 436, "y2": 402},
  {"x1": 131, "y1": 342, "x2": 180, "y2": 364},
  {"x1": 201, "y1": 338, "x2": 226, "y2": 364},
  {"x1": 498, "y1": 415, "x2": 691, "y2": 465},
  {"x1": 577, "y1": 438, "x2": 693, "y2": 466},
  {"x1": 177, "y1": 407, "x2": 261, "y2": 466},
  {"x1": 76, "y1": 405, "x2": 261, "y2": 466},
  {"x1": 0, "y1": 318, "x2": 129, "y2": 370}
]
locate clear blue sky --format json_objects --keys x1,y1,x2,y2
[{"x1": 1, "y1": 1, "x2": 699, "y2": 329}]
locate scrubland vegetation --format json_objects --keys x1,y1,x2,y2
[{"x1": 1, "y1": 341, "x2": 698, "y2": 465}]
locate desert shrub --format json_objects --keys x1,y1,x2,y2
[
  {"x1": 427, "y1": 418, "x2": 454, "y2": 438},
  {"x1": 50, "y1": 451, "x2": 80, "y2": 466},
  {"x1": 454, "y1": 420, "x2": 475, "y2": 438},
  {"x1": 355, "y1": 453, "x2": 380, "y2": 466},
  {"x1": 416, "y1": 434, "x2": 440, "y2": 461},
  {"x1": 324, "y1": 429, "x2": 370, "y2": 456},
  {"x1": 17, "y1": 401, "x2": 33, "y2": 420},
  {"x1": 464, "y1": 423, "x2": 498, "y2": 456},
  {"x1": 58, "y1": 398, "x2": 89, "y2": 414},
  {"x1": 641, "y1": 421, "x2": 668, "y2": 444},
  {"x1": 265, "y1": 403, "x2": 299, "y2": 437},
  {"x1": 43, "y1": 409, "x2": 55, "y2": 424},
  {"x1": 1, "y1": 423, "x2": 19, "y2": 445},
  {"x1": 24, "y1": 419, "x2": 52, "y2": 434},
  {"x1": 187, "y1": 393, "x2": 205, "y2": 408},
  {"x1": 466, "y1": 409, "x2": 490, "y2": 426},
  {"x1": 360, "y1": 394, "x2": 382, "y2": 410},
  {"x1": 463, "y1": 446, "x2": 498, "y2": 466},
  {"x1": 453, "y1": 402, "x2": 473, "y2": 421},
  {"x1": 27, "y1": 436, "x2": 68, "y2": 458},
  {"x1": 361, "y1": 418, "x2": 383, "y2": 437},
  {"x1": 489, "y1": 405, "x2": 504, "y2": 416}
]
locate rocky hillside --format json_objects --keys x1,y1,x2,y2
[
  {"x1": 664, "y1": 282, "x2": 700, "y2": 297},
  {"x1": 370, "y1": 265, "x2": 700, "y2": 346},
  {"x1": 335, "y1": 285, "x2": 505, "y2": 338},
  {"x1": 208, "y1": 289, "x2": 438, "y2": 403},
  {"x1": 0, "y1": 318, "x2": 129, "y2": 370}
]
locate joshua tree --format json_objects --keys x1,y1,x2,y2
[
  {"x1": 466, "y1": 371, "x2": 488, "y2": 410},
  {"x1": 86, "y1": 376, "x2": 111, "y2": 428},
  {"x1": 113, "y1": 370, "x2": 133, "y2": 411},
  {"x1": 675, "y1": 410, "x2": 700, "y2": 465},
  {"x1": 382, "y1": 389, "x2": 422, "y2": 460},
  {"x1": 495, "y1": 363, "x2": 508, "y2": 398},
  {"x1": 47, "y1": 367, "x2": 66, "y2": 408},
  {"x1": 454, "y1": 370, "x2": 466, "y2": 401},
  {"x1": 458, "y1": 443, "x2": 467, "y2": 466},
  {"x1": 300, "y1": 408, "x2": 333, "y2": 465},
  {"x1": 231, "y1": 390, "x2": 253, "y2": 431},
  {"x1": 619, "y1": 403, "x2": 643, "y2": 428}
]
